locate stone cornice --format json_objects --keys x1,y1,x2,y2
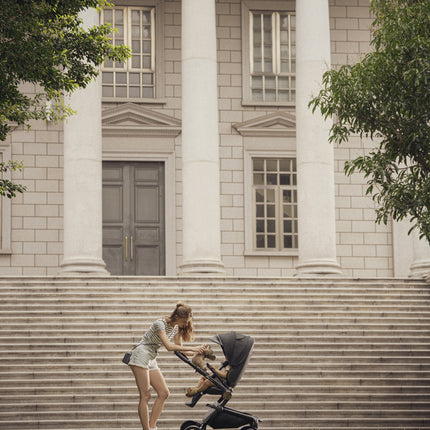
[
  {"x1": 102, "y1": 103, "x2": 181, "y2": 137},
  {"x1": 233, "y1": 111, "x2": 296, "y2": 137}
]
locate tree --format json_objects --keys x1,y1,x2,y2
[
  {"x1": 0, "y1": 0, "x2": 130, "y2": 196},
  {"x1": 309, "y1": 0, "x2": 430, "y2": 241}
]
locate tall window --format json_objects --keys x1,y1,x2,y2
[
  {"x1": 250, "y1": 11, "x2": 295, "y2": 102},
  {"x1": 253, "y1": 158, "x2": 298, "y2": 250},
  {"x1": 101, "y1": 7, "x2": 155, "y2": 99}
]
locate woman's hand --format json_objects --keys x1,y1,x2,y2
[{"x1": 193, "y1": 344, "x2": 207, "y2": 354}]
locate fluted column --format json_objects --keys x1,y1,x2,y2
[
  {"x1": 60, "y1": 8, "x2": 108, "y2": 275},
  {"x1": 180, "y1": 0, "x2": 224, "y2": 274},
  {"x1": 295, "y1": 0, "x2": 341, "y2": 275}
]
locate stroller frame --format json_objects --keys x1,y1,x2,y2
[{"x1": 175, "y1": 332, "x2": 261, "y2": 430}]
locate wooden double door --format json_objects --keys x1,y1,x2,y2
[{"x1": 102, "y1": 161, "x2": 165, "y2": 275}]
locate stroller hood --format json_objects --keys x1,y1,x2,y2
[{"x1": 210, "y1": 331, "x2": 254, "y2": 367}]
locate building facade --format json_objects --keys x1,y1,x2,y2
[{"x1": 2, "y1": 0, "x2": 430, "y2": 277}]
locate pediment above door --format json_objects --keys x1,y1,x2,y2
[
  {"x1": 102, "y1": 103, "x2": 181, "y2": 137},
  {"x1": 233, "y1": 112, "x2": 296, "y2": 137}
]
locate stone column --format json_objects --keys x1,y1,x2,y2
[
  {"x1": 295, "y1": 0, "x2": 341, "y2": 275},
  {"x1": 410, "y1": 230, "x2": 430, "y2": 278},
  {"x1": 60, "y1": 8, "x2": 108, "y2": 275},
  {"x1": 180, "y1": 0, "x2": 224, "y2": 274}
]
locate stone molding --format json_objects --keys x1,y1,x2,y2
[
  {"x1": 233, "y1": 112, "x2": 296, "y2": 137},
  {"x1": 102, "y1": 103, "x2": 181, "y2": 137}
]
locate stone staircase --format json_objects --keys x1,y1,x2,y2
[{"x1": 0, "y1": 277, "x2": 429, "y2": 430}]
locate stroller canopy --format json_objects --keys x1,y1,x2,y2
[{"x1": 210, "y1": 332, "x2": 254, "y2": 367}]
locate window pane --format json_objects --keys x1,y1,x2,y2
[
  {"x1": 267, "y1": 205, "x2": 275, "y2": 218},
  {"x1": 280, "y1": 159, "x2": 290, "y2": 171},
  {"x1": 256, "y1": 235, "x2": 265, "y2": 248},
  {"x1": 116, "y1": 72, "x2": 127, "y2": 84},
  {"x1": 256, "y1": 205, "x2": 264, "y2": 217},
  {"x1": 143, "y1": 56, "x2": 152, "y2": 69},
  {"x1": 284, "y1": 220, "x2": 292, "y2": 233},
  {"x1": 102, "y1": 86, "x2": 113, "y2": 97},
  {"x1": 132, "y1": 55, "x2": 141, "y2": 68},
  {"x1": 266, "y1": 174, "x2": 277, "y2": 185},
  {"x1": 255, "y1": 190, "x2": 264, "y2": 202},
  {"x1": 265, "y1": 77, "x2": 276, "y2": 89},
  {"x1": 266, "y1": 189, "x2": 275, "y2": 203},
  {"x1": 142, "y1": 87, "x2": 154, "y2": 98},
  {"x1": 253, "y1": 159, "x2": 264, "y2": 171},
  {"x1": 252, "y1": 76, "x2": 263, "y2": 89},
  {"x1": 129, "y1": 86, "x2": 140, "y2": 98},
  {"x1": 267, "y1": 235, "x2": 276, "y2": 248},
  {"x1": 116, "y1": 86, "x2": 127, "y2": 97},
  {"x1": 284, "y1": 235, "x2": 293, "y2": 248},
  {"x1": 102, "y1": 72, "x2": 113, "y2": 84},
  {"x1": 265, "y1": 90, "x2": 276, "y2": 101},
  {"x1": 142, "y1": 73, "x2": 153, "y2": 85},
  {"x1": 256, "y1": 220, "x2": 264, "y2": 233},
  {"x1": 132, "y1": 40, "x2": 141, "y2": 52},
  {"x1": 143, "y1": 41, "x2": 151, "y2": 53},
  {"x1": 266, "y1": 159, "x2": 277, "y2": 171},
  {"x1": 131, "y1": 10, "x2": 140, "y2": 24},
  {"x1": 252, "y1": 89, "x2": 263, "y2": 100},
  {"x1": 280, "y1": 174, "x2": 290, "y2": 185},
  {"x1": 253, "y1": 173, "x2": 264, "y2": 185},
  {"x1": 267, "y1": 220, "x2": 275, "y2": 233},
  {"x1": 283, "y1": 190, "x2": 292, "y2": 203}
]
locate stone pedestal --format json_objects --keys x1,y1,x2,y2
[
  {"x1": 59, "y1": 8, "x2": 108, "y2": 276},
  {"x1": 295, "y1": 0, "x2": 341, "y2": 276},
  {"x1": 410, "y1": 230, "x2": 430, "y2": 278},
  {"x1": 179, "y1": 0, "x2": 224, "y2": 274}
]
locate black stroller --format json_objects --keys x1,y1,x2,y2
[{"x1": 175, "y1": 331, "x2": 261, "y2": 430}]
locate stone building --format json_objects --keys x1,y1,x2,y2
[{"x1": 2, "y1": 0, "x2": 430, "y2": 278}]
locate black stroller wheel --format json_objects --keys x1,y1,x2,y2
[
  {"x1": 240, "y1": 426, "x2": 258, "y2": 430},
  {"x1": 180, "y1": 420, "x2": 202, "y2": 430}
]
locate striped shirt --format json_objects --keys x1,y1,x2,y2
[{"x1": 139, "y1": 318, "x2": 178, "y2": 354}]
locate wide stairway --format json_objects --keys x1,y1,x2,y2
[{"x1": 0, "y1": 277, "x2": 429, "y2": 430}]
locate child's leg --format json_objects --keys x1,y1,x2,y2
[{"x1": 186, "y1": 376, "x2": 214, "y2": 397}]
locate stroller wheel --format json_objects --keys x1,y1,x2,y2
[
  {"x1": 240, "y1": 426, "x2": 258, "y2": 430},
  {"x1": 180, "y1": 420, "x2": 202, "y2": 430}
]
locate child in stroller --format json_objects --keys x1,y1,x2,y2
[{"x1": 175, "y1": 331, "x2": 261, "y2": 430}]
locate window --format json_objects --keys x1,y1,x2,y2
[
  {"x1": 101, "y1": 7, "x2": 155, "y2": 99},
  {"x1": 250, "y1": 11, "x2": 296, "y2": 103},
  {"x1": 253, "y1": 158, "x2": 298, "y2": 250}
]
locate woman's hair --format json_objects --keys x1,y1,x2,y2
[{"x1": 167, "y1": 301, "x2": 195, "y2": 342}]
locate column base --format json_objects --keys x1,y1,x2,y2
[
  {"x1": 295, "y1": 258, "x2": 342, "y2": 277},
  {"x1": 179, "y1": 258, "x2": 225, "y2": 276},
  {"x1": 59, "y1": 257, "x2": 110, "y2": 277},
  {"x1": 409, "y1": 259, "x2": 430, "y2": 278}
]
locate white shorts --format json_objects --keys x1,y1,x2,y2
[{"x1": 128, "y1": 344, "x2": 159, "y2": 370}]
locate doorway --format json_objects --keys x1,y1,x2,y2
[{"x1": 102, "y1": 161, "x2": 165, "y2": 275}]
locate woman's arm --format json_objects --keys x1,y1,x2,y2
[{"x1": 158, "y1": 329, "x2": 204, "y2": 354}]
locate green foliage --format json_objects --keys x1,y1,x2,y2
[
  {"x1": 309, "y1": 0, "x2": 430, "y2": 241},
  {"x1": 0, "y1": 162, "x2": 27, "y2": 198},
  {"x1": 0, "y1": 0, "x2": 130, "y2": 199},
  {"x1": 0, "y1": 0, "x2": 131, "y2": 141}
]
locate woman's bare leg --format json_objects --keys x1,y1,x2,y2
[
  {"x1": 149, "y1": 369, "x2": 170, "y2": 429},
  {"x1": 130, "y1": 365, "x2": 151, "y2": 430}
]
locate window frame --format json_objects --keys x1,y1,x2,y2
[
  {"x1": 101, "y1": 0, "x2": 165, "y2": 103},
  {"x1": 244, "y1": 148, "x2": 298, "y2": 256},
  {"x1": 241, "y1": 0, "x2": 295, "y2": 107}
]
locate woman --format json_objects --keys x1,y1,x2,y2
[{"x1": 128, "y1": 302, "x2": 205, "y2": 430}]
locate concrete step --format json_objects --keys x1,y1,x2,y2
[{"x1": 0, "y1": 276, "x2": 429, "y2": 430}]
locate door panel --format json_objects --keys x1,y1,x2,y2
[{"x1": 102, "y1": 161, "x2": 165, "y2": 276}]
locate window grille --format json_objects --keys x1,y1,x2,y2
[
  {"x1": 253, "y1": 158, "x2": 298, "y2": 250},
  {"x1": 101, "y1": 7, "x2": 155, "y2": 99},
  {"x1": 250, "y1": 11, "x2": 295, "y2": 102}
]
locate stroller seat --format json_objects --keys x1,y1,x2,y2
[{"x1": 176, "y1": 332, "x2": 261, "y2": 430}]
